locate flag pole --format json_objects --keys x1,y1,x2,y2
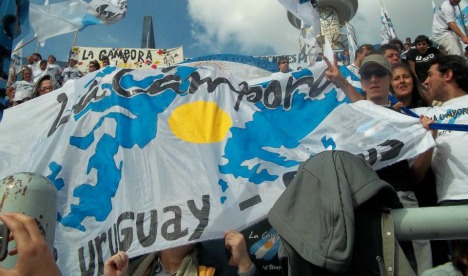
[
  {"x1": 11, "y1": 36, "x2": 38, "y2": 54},
  {"x1": 72, "y1": 30, "x2": 79, "y2": 46}
]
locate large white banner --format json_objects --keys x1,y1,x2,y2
[
  {"x1": 0, "y1": 63, "x2": 434, "y2": 275},
  {"x1": 70, "y1": 45, "x2": 184, "y2": 72}
]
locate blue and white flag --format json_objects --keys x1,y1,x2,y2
[
  {"x1": 299, "y1": 21, "x2": 320, "y2": 66},
  {"x1": 457, "y1": 0, "x2": 468, "y2": 35},
  {"x1": 8, "y1": 39, "x2": 23, "y2": 86},
  {"x1": 277, "y1": 0, "x2": 321, "y2": 28},
  {"x1": 0, "y1": 62, "x2": 434, "y2": 275},
  {"x1": 29, "y1": 0, "x2": 127, "y2": 45},
  {"x1": 380, "y1": 3, "x2": 397, "y2": 44}
]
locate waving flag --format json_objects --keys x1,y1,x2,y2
[
  {"x1": 457, "y1": 0, "x2": 468, "y2": 34},
  {"x1": 299, "y1": 21, "x2": 319, "y2": 66},
  {"x1": 29, "y1": 0, "x2": 127, "y2": 45},
  {"x1": 0, "y1": 62, "x2": 434, "y2": 275},
  {"x1": 346, "y1": 22, "x2": 357, "y2": 65},
  {"x1": 10, "y1": 40, "x2": 23, "y2": 73},
  {"x1": 380, "y1": 3, "x2": 397, "y2": 44},
  {"x1": 278, "y1": 0, "x2": 320, "y2": 27}
]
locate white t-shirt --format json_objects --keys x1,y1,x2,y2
[
  {"x1": 433, "y1": 0, "x2": 457, "y2": 39},
  {"x1": 33, "y1": 69, "x2": 52, "y2": 83},
  {"x1": 12, "y1": 80, "x2": 34, "y2": 92},
  {"x1": 47, "y1": 63, "x2": 63, "y2": 80},
  {"x1": 413, "y1": 94, "x2": 468, "y2": 203},
  {"x1": 347, "y1": 63, "x2": 359, "y2": 76}
]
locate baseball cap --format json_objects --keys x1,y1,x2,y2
[{"x1": 358, "y1": 54, "x2": 392, "y2": 76}]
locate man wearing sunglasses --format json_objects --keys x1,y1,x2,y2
[
  {"x1": 277, "y1": 56, "x2": 290, "y2": 73},
  {"x1": 326, "y1": 54, "x2": 434, "y2": 275},
  {"x1": 326, "y1": 54, "x2": 394, "y2": 105},
  {"x1": 358, "y1": 55, "x2": 394, "y2": 105}
]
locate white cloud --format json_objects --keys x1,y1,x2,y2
[
  {"x1": 187, "y1": 0, "x2": 434, "y2": 55},
  {"x1": 187, "y1": 0, "x2": 301, "y2": 55},
  {"x1": 351, "y1": 0, "x2": 433, "y2": 45}
]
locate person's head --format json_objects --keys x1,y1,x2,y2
[
  {"x1": 32, "y1": 53, "x2": 42, "y2": 62},
  {"x1": 355, "y1": 44, "x2": 374, "y2": 65},
  {"x1": 388, "y1": 39, "x2": 404, "y2": 53},
  {"x1": 405, "y1": 37, "x2": 412, "y2": 44},
  {"x1": 277, "y1": 56, "x2": 290, "y2": 73},
  {"x1": 48, "y1": 55, "x2": 56, "y2": 64},
  {"x1": 451, "y1": 240, "x2": 468, "y2": 274},
  {"x1": 378, "y1": 44, "x2": 401, "y2": 65},
  {"x1": 450, "y1": 0, "x2": 462, "y2": 6},
  {"x1": 68, "y1": 59, "x2": 76, "y2": 67},
  {"x1": 390, "y1": 63, "x2": 425, "y2": 107},
  {"x1": 424, "y1": 55, "x2": 468, "y2": 102},
  {"x1": 33, "y1": 75, "x2": 60, "y2": 97},
  {"x1": 27, "y1": 56, "x2": 34, "y2": 65},
  {"x1": 343, "y1": 49, "x2": 349, "y2": 55},
  {"x1": 101, "y1": 56, "x2": 110, "y2": 67},
  {"x1": 403, "y1": 43, "x2": 411, "y2": 51},
  {"x1": 414, "y1": 35, "x2": 432, "y2": 55},
  {"x1": 358, "y1": 54, "x2": 393, "y2": 105},
  {"x1": 39, "y1": 60, "x2": 48, "y2": 71},
  {"x1": 21, "y1": 67, "x2": 32, "y2": 82},
  {"x1": 88, "y1": 60, "x2": 100, "y2": 72}
]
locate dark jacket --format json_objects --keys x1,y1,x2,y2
[{"x1": 268, "y1": 151, "x2": 412, "y2": 275}]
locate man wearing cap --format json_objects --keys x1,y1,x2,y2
[
  {"x1": 433, "y1": 0, "x2": 468, "y2": 56},
  {"x1": 326, "y1": 54, "x2": 434, "y2": 274},
  {"x1": 325, "y1": 54, "x2": 390, "y2": 104},
  {"x1": 325, "y1": 54, "x2": 434, "y2": 181}
]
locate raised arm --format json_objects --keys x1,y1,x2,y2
[{"x1": 323, "y1": 56, "x2": 365, "y2": 103}]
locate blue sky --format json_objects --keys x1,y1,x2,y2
[{"x1": 18, "y1": 0, "x2": 436, "y2": 62}]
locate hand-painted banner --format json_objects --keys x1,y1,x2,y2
[
  {"x1": 255, "y1": 53, "x2": 312, "y2": 70},
  {"x1": 0, "y1": 62, "x2": 434, "y2": 275},
  {"x1": 182, "y1": 54, "x2": 279, "y2": 81},
  {"x1": 69, "y1": 45, "x2": 184, "y2": 72}
]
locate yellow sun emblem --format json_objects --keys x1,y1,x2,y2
[{"x1": 169, "y1": 101, "x2": 232, "y2": 143}]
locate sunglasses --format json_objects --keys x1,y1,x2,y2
[{"x1": 360, "y1": 69, "x2": 388, "y2": 80}]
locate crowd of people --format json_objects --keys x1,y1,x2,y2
[{"x1": 2, "y1": 53, "x2": 110, "y2": 110}]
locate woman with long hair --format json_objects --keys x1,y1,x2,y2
[{"x1": 390, "y1": 62, "x2": 430, "y2": 108}]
